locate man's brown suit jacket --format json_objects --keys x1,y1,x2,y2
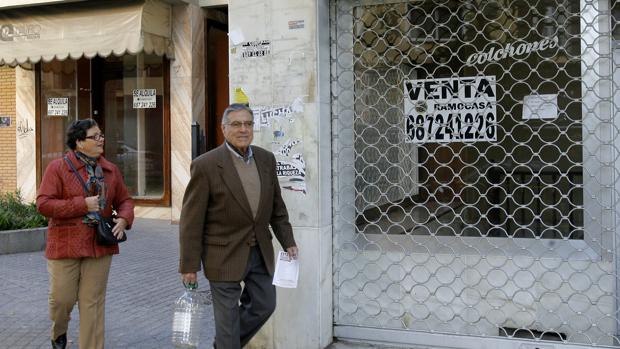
[{"x1": 179, "y1": 144, "x2": 296, "y2": 282}]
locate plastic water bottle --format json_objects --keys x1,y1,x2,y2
[{"x1": 172, "y1": 282, "x2": 203, "y2": 348}]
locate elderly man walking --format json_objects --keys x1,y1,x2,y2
[{"x1": 178, "y1": 103, "x2": 298, "y2": 349}]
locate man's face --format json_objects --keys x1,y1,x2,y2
[{"x1": 222, "y1": 109, "x2": 254, "y2": 152}]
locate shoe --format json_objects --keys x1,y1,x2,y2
[{"x1": 51, "y1": 333, "x2": 67, "y2": 349}]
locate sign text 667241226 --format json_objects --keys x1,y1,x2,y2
[{"x1": 403, "y1": 76, "x2": 497, "y2": 144}]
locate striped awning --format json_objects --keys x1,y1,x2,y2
[{"x1": 0, "y1": 0, "x2": 174, "y2": 66}]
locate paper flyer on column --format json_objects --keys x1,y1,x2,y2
[{"x1": 272, "y1": 251, "x2": 299, "y2": 288}]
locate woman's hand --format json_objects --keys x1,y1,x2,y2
[
  {"x1": 85, "y1": 195, "x2": 100, "y2": 212},
  {"x1": 112, "y1": 217, "x2": 128, "y2": 239}
]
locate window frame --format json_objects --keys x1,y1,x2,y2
[{"x1": 35, "y1": 56, "x2": 171, "y2": 207}]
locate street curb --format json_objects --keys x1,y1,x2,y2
[{"x1": 0, "y1": 227, "x2": 47, "y2": 254}]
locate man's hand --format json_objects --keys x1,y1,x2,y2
[
  {"x1": 112, "y1": 217, "x2": 127, "y2": 239},
  {"x1": 286, "y1": 246, "x2": 299, "y2": 260},
  {"x1": 182, "y1": 272, "x2": 197, "y2": 286}
]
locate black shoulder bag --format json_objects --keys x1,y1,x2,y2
[{"x1": 63, "y1": 156, "x2": 126, "y2": 245}]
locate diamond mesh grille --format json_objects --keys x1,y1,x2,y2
[{"x1": 332, "y1": 0, "x2": 620, "y2": 346}]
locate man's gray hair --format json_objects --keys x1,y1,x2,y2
[{"x1": 222, "y1": 103, "x2": 254, "y2": 125}]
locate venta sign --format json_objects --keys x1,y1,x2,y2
[
  {"x1": 403, "y1": 76, "x2": 497, "y2": 144},
  {"x1": 467, "y1": 36, "x2": 558, "y2": 65}
]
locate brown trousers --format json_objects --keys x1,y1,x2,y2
[{"x1": 48, "y1": 255, "x2": 112, "y2": 349}]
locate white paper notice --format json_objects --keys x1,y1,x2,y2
[
  {"x1": 228, "y1": 29, "x2": 245, "y2": 45},
  {"x1": 47, "y1": 97, "x2": 68, "y2": 116},
  {"x1": 272, "y1": 251, "x2": 299, "y2": 288},
  {"x1": 523, "y1": 94, "x2": 558, "y2": 120},
  {"x1": 133, "y1": 89, "x2": 156, "y2": 109}
]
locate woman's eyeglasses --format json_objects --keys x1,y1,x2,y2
[{"x1": 85, "y1": 133, "x2": 105, "y2": 141}]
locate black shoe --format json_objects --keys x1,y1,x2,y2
[{"x1": 51, "y1": 333, "x2": 66, "y2": 349}]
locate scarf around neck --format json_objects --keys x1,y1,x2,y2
[{"x1": 74, "y1": 151, "x2": 107, "y2": 225}]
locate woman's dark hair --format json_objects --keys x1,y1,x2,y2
[{"x1": 66, "y1": 119, "x2": 98, "y2": 150}]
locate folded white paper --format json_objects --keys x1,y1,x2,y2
[{"x1": 272, "y1": 251, "x2": 299, "y2": 288}]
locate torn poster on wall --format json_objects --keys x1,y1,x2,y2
[
  {"x1": 274, "y1": 139, "x2": 301, "y2": 157},
  {"x1": 253, "y1": 105, "x2": 294, "y2": 129},
  {"x1": 241, "y1": 40, "x2": 271, "y2": 58},
  {"x1": 276, "y1": 153, "x2": 306, "y2": 194},
  {"x1": 252, "y1": 97, "x2": 304, "y2": 130},
  {"x1": 229, "y1": 29, "x2": 245, "y2": 45},
  {"x1": 234, "y1": 87, "x2": 250, "y2": 104},
  {"x1": 288, "y1": 20, "x2": 305, "y2": 30}
]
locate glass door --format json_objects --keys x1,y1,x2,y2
[
  {"x1": 93, "y1": 54, "x2": 169, "y2": 203},
  {"x1": 38, "y1": 58, "x2": 90, "y2": 177}
]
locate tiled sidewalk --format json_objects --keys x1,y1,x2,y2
[
  {"x1": 0, "y1": 218, "x2": 418, "y2": 349},
  {"x1": 0, "y1": 218, "x2": 214, "y2": 349}
]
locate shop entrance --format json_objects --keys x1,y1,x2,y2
[
  {"x1": 37, "y1": 54, "x2": 170, "y2": 204},
  {"x1": 332, "y1": 0, "x2": 618, "y2": 348}
]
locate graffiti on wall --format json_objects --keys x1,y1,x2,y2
[{"x1": 17, "y1": 119, "x2": 34, "y2": 138}]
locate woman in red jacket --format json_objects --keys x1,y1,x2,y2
[{"x1": 37, "y1": 119, "x2": 134, "y2": 349}]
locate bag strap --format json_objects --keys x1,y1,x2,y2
[
  {"x1": 63, "y1": 156, "x2": 89, "y2": 195},
  {"x1": 64, "y1": 155, "x2": 107, "y2": 219}
]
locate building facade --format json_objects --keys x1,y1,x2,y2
[{"x1": 2, "y1": 0, "x2": 620, "y2": 349}]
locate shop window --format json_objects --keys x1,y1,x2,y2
[
  {"x1": 351, "y1": 0, "x2": 583, "y2": 239},
  {"x1": 98, "y1": 54, "x2": 169, "y2": 203},
  {"x1": 37, "y1": 54, "x2": 170, "y2": 205}
]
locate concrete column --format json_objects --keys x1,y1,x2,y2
[
  {"x1": 229, "y1": 0, "x2": 332, "y2": 348},
  {"x1": 170, "y1": 3, "x2": 205, "y2": 221},
  {"x1": 15, "y1": 66, "x2": 36, "y2": 203}
]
